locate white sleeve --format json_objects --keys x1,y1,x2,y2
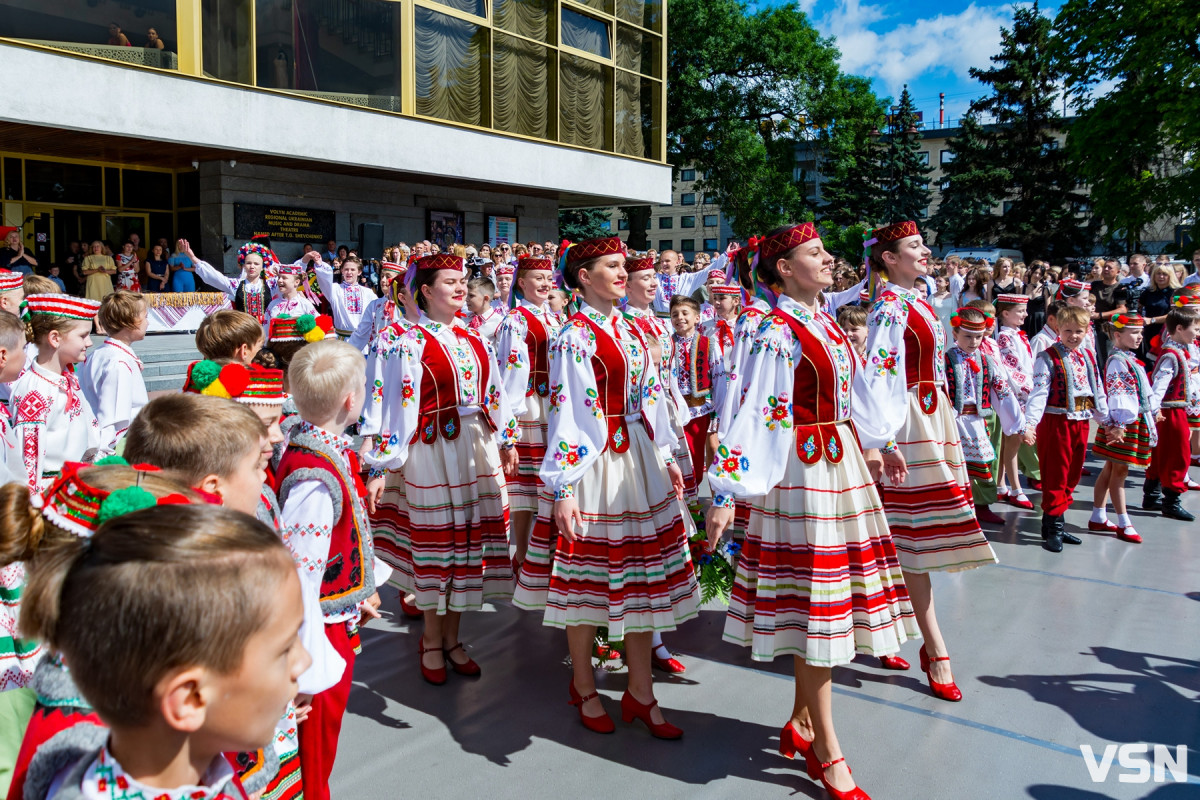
[
  {"x1": 1025, "y1": 353, "x2": 1052, "y2": 431},
  {"x1": 494, "y1": 311, "x2": 531, "y2": 417},
  {"x1": 314, "y1": 260, "x2": 336, "y2": 300},
  {"x1": 358, "y1": 328, "x2": 394, "y2": 439},
  {"x1": 821, "y1": 280, "x2": 866, "y2": 315},
  {"x1": 348, "y1": 298, "x2": 379, "y2": 352},
  {"x1": 986, "y1": 355, "x2": 1026, "y2": 435},
  {"x1": 678, "y1": 269, "x2": 710, "y2": 298},
  {"x1": 92, "y1": 358, "x2": 135, "y2": 450},
  {"x1": 192, "y1": 258, "x2": 238, "y2": 298},
  {"x1": 850, "y1": 294, "x2": 911, "y2": 448},
  {"x1": 362, "y1": 331, "x2": 424, "y2": 471},
  {"x1": 1149, "y1": 354, "x2": 1178, "y2": 411},
  {"x1": 477, "y1": 334, "x2": 519, "y2": 448},
  {"x1": 540, "y1": 321, "x2": 608, "y2": 499},
  {"x1": 1088, "y1": 350, "x2": 1110, "y2": 424},
  {"x1": 1105, "y1": 357, "x2": 1140, "y2": 426}
]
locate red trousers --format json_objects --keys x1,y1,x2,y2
[
  {"x1": 1036, "y1": 414, "x2": 1090, "y2": 516},
  {"x1": 684, "y1": 414, "x2": 711, "y2": 489},
  {"x1": 1147, "y1": 408, "x2": 1192, "y2": 493},
  {"x1": 297, "y1": 621, "x2": 356, "y2": 800}
]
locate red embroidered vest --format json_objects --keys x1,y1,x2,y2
[
  {"x1": 413, "y1": 326, "x2": 498, "y2": 444},
  {"x1": 1044, "y1": 344, "x2": 1097, "y2": 412},
  {"x1": 944, "y1": 351, "x2": 994, "y2": 414},
  {"x1": 898, "y1": 295, "x2": 941, "y2": 388},
  {"x1": 576, "y1": 314, "x2": 653, "y2": 454},
  {"x1": 769, "y1": 309, "x2": 854, "y2": 465},
  {"x1": 517, "y1": 306, "x2": 551, "y2": 398},
  {"x1": 686, "y1": 334, "x2": 713, "y2": 398},
  {"x1": 1158, "y1": 346, "x2": 1189, "y2": 407}
]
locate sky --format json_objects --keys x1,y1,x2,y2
[{"x1": 759, "y1": 0, "x2": 1059, "y2": 129}]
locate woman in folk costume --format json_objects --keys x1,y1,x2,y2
[
  {"x1": 349, "y1": 260, "x2": 408, "y2": 352},
  {"x1": 9, "y1": 295, "x2": 101, "y2": 490},
  {"x1": 851, "y1": 221, "x2": 997, "y2": 704},
  {"x1": 363, "y1": 254, "x2": 519, "y2": 684},
  {"x1": 706, "y1": 223, "x2": 916, "y2": 800},
  {"x1": 192, "y1": 236, "x2": 279, "y2": 325},
  {"x1": 494, "y1": 254, "x2": 562, "y2": 569},
  {"x1": 513, "y1": 237, "x2": 698, "y2": 737}
]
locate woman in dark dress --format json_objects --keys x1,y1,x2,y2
[
  {"x1": 142, "y1": 242, "x2": 171, "y2": 292},
  {"x1": 1138, "y1": 264, "x2": 1178, "y2": 359},
  {"x1": 1023, "y1": 264, "x2": 1051, "y2": 335}
]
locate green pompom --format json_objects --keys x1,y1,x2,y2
[
  {"x1": 190, "y1": 360, "x2": 222, "y2": 390},
  {"x1": 97, "y1": 486, "x2": 158, "y2": 525},
  {"x1": 294, "y1": 314, "x2": 317, "y2": 334},
  {"x1": 93, "y1": 455, "x2": 129, "y2": 467}
]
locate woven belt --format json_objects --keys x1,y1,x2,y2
[
  {"x1": 684, "y1": 395, "x2": 709, "y2": 408},
  {"x1": 961, "y1": 404, "x2": 978, "y2": 415},
  {"x1": 1074, "y1": 397, "x2": 1095, "y2": 412}
]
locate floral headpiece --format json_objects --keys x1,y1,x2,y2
[
  {"x1": 237, "y1": 237, "x2": 280, "y2": 269},
  {"x1": 1111, "y1": 314, "x2": 1146, "y2": 329},
  {"x1": 1173, "y1": 293, "x2": 1198, "y2": 308},
  {"x1": 269, "y1": 313, "x2": 334, "y2": 343},
  {"x1": 949, "y1": 307, "x2": 988, "y2": 332},
  {"x1": 183, "y1": 361, "x2": 285, "y2": 403},
  {"x1": 35, "y1": 458, "x2": 192, "y2": 538}
]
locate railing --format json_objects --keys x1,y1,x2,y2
[{"x1": 20, "y1": 39, "x2": 178, "y2": 70}]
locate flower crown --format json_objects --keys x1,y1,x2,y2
[{"x1": 35, "y1": 457, "x2": 193, "y2": 538}]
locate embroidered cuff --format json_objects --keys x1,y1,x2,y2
[
  {"x1": 553, "y1": 484, "x2": 576, "y2": 500},
  {"x1": 712, "y1": 493, "x2": 735, "y2": 509},
  {"x1": 368, "y1": 467, "x2": 386, "y2": 480},
  {"x1": 881, "y1": 440, "x2": 898, "y2": 455}
]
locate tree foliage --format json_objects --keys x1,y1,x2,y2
[
  {"x1": 1052, "y1": 0, "x2": 1199, "y2": 252},
  {"x1": 818, "y1": 77, "x2": 886, "y2": 228},
  {"x1": 929, "y1": 111, "x2": 1007, "y2": 247},
  {"x1": 878, "y1": 86, "x2": 932, "y2": 225},
  {"x1": 558, "y1": 208, "x2": 614, "y2": 242}
]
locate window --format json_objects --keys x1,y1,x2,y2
[
  {"x1": 703, "y1": 214, "x2": 718, "y2": 227},
  {"x1": 618, "y1": 218, "x2": 630, "y2": 231},
  {"x1": 940, "y1": 149, "x2": 955, "y2": 165},
  {"x1": 559, "y1": 54, "x2": 612, "y2": 150},
  {"x1": 680, "y1": 169, "x2": 696, "y2": 182},
  {"x1": 0, "y1": 0, "x2": 180, "y2": 70},
  {"x1": 1002, "y1": 201, "x2": 1014, "y2": 215},
  {"x1": 917, "y1": 151, "x2": 930, "y2": 166},
  {"x1": 24, "y1": 160, "x2": 103, "y2": 206},
  {"x1": 561, "y1": 8, "x2": 611, "y2": 58},
  {"x1": 680, "y1": 192, "x2": 696, "y2": 206},
  {"x1": 658, "y1": 217, "x2": 673, "y2": 229},
  {"x1": 703, "y1": 238, "x2": 719, "y2": 251},
  {"x1": 494, "y1": 34, "x2": 555, "y2": 138},
  {"x1": 659, "y1": 240, "x2": 673, "y2": 250},
  {"x1": 680, "y1": 215, "x2": 695, "y2": 228},
  {"x1": 680, "y1": 239, "x2": 695, "y2": 253},
  {"x1": 415, "y1": 7, "x2": 489, "y2": 126}
]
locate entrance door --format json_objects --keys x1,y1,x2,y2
[
  {"x1": 103, "y1": 214, "x2": 149, "y2": 256},
  {"x1": 23, "y1": 205, "x2": 102, "y2": 293}
]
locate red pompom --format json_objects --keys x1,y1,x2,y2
[
  {"x1": 218, "y1": 363, "x2": 250, "y2": 397},
  {"x1": 157, "y1": 493, "x2": 192, "y2": 506},
  {"x1": 315, "y1": 314, "x2": 335, "y2": 332}
]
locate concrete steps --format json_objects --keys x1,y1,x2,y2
[{"x1": 129, "y1": 333, "x2": 200, "y2": 393}]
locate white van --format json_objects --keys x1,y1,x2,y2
[{"x1": 943, "y1": 247, "x2": 1025, "y2": 263}]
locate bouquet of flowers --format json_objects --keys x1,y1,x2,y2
[{"x1": 688, "y1": 516, "x2": 740, "y2": 605}]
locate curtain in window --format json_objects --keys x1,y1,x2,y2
[
  {"x1": 561, "y1": 9, "x2": 609, "y2": 57},
  {"x1": 560, "y1": 55, "x2": 608, "y2": 150},
  {"x1": 494, "y1": 0, "x2": 550, "y2": 41},
  {"x1": 494, "y1": 33, "x2": 551, "y2": 138},
  {"x1": 614, "y1": 70, "x2": 644, "y2": 157},
  {"x1": 573, "y1": 0, "x2": 612, "y2": 14},
  {"x1": 616, "y1": 0, "x2": 658, "y2": 30},
  {"x1": 415, "y1": 8, "x2": 487, "y2": 126},
  {"x1": 426, "y1": 0, "x2": 486, "y2": 16},
  {"x1": 615, "y1": 25, "x2": 642, "y2": 72}
]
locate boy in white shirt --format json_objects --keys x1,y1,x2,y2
[{"x1": 79, "y1": 290, "x2": 150, "y2": 451}]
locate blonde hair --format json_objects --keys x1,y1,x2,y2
[
  {"x1": 23, "y1": 275, "x2": 59, "y2": 295},
  {"x1": 1056, "y1": 306, "x2": 1091, "y2": 328},
  {"x1": 1151, "y1": 264, "x2": 1181, "y2": 289},
  {"x1": 124, "y1": 395, "x2": 267, "y2": 483},
  {"x1": 97, "y1": 290, "x2": 146, "y2": 334},
  {"x1": 288, "y1": 340, "x2": 365, "y2": 422}
]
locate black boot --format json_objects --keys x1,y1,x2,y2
[
  {"x1": 1142, "y1": 478, "x2": 1162, "y2": 510},
  {"x1": 1162, "y1": 491, "x2": 1196, "y2": 522},
  {"x1": 1059, "y1": 516, "x2": 1082, "y2": 545},
  {"x1": 1041, "y1": 514, "x2": 1063, "y2": 553}
]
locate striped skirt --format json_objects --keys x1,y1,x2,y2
[
  {"x1": 513, "y1": 420, "x2": 699, "y2": 637},
  {"x1": 880, "y1": 389, "x2": 998, "y2": 573},
  {"x1": 674, "y1": 428, "x2": 698, "y2": 503},
  {"x1": 1094, "y1": 418, "x2": 1152, "y2": 467},
  {"x1": 1189, "y1": 409, "x2": 1200, "y2": 430},
  {"x1": 371, "y1": 413, "x2": 513, "y2": 613},
  {"x1": 725, "y1": 422, "x2": 918, "y2": 666},
  {"x1": 509, "y1": 392, "x2": 549, "y2": 515}
]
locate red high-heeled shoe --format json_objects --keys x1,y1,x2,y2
[
  {"x1": 651, "y1": 646, "x2": 687, "y2": 674},
  {"x1": 919, "y1": 645, "x2": 963, "y2": 702},
  {"x1": 620, "y1": 691, "x2": 682, "y2": 739},
  {"x1": 818, "y1": 757, "x2": 872, "y2": 800},
  {"x1": 878, "y1": 654, "x2": 910, "y2": 670},
  {"x1": 568, "y1": 680, "x2": 614, "y2": 734},
  {"x1": 398, "y1": 591, "x2": 422, "y2": 619},
  {"x1": 778, "y1": 722, "x2": 820, "y2": 779},
  {"x1": 443, "y1": 642, "x2": 480, "y2": 676},
  {"x1": 418, "y1": 639, "x2": 447, "y2": 685}
]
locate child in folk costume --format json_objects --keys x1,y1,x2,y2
[
  {"x1": 1091, "y1": 315, "x2": 1157, "y2": 542},
  {"x1": 1142, "y1": 305, "x2": 1200, "y2": 521},
  {"x1": 8, "y1": 295, "x2": 100, "y2": 491},
  {"x1": 114, "y1": 241, "x2": 141, "y2": 292},
  {"x1": 78, "y1": 290, "x2": 149, "y2": 452},
  {"x1": 1030, "y1": 299, "x2": 1064, "y2": 359},
  {"x1": 0, "y1": 313, "x2": 30, "y2": 486},
  {"x1": 268, "y1": 259, "x2": 320, "y2": 320},
  {"x1": 193, "y1": 237, "x2": 279, "y2": 326},
  {"x1": 1176, "y1": 288, "x2": 1200, "y2": 474},
  {"x1": 465, "y1": 276, "x2": 504, "y2": 340},
  {"x1": 495, "y1": 255, "x2": 561, "y2": 569},
  {"x1": 994, "y1": 293, "x2": 1041, "y2": 505},
  {"x1": 852, "y1": 221, "x2": 997, "y2": 705},
  {"x1": 669, "y1": 294, "x2": 722, "y2": 490},
  {"x1": 944, "y1": 307, "x2": 1025, "y2": 522},
  {"x1": 1024, "y1": 306, "x2": 1119, "y2": 552},
  {"x1": 698, "y1": 268, "x2": 727, "y2": 325},
  {"x1": 706, "y1": 223, "x2": 916, "y2": 800},
  {"x1": 492, "y1": 263, "x2": 515, "y2": 310},
  {"x1": 514, "y1": 237, "x2": 698, "y2": 738},
  {"x1": 1059, "y1": 280, "x2": 1098, "y2": 358},
  {"x1": 704, "y1": 283, "x2": 742, "y2": 412},
  {"x1": 316, "y1": 254, "x2": 377, "y2": 340},
  {"x1": 958, "y1": 299, "x2": 1010, "y2": 524},
  {"x1": 348, "y1": 260, "x2": 407, "y2": 352},
  {"x1": 363, "y1": 255, "x2": 518, "y2": 686},
  {"x1": 835, "y1": 304, "x2": 868, "y2": 364},
  {"x1": 196, "y1": 310, "x2": 266, "y2": 365}
]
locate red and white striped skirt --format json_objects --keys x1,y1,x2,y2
[{"x1": 509, "y1": 392, "x2": 549, "y2": 515}]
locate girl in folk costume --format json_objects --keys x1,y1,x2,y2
[
  {"x1": 513, "y1": 236, "x2": 699, "y2": 736},
  {"x1": 114, "y1": 241, "x2": 141, "y2": 292},
  {"x1": 1143, "y1": 304, "x2": 1200, "y2": 521},
  {"x1": 698, "y1": 268, "x2": 726, "y2": 324},
  {"x1": 706, "y1": 223, "x2": 916, "y2": 800},
  {"x1": 192, "y1": 237, "x2": 280, "y2": 325},
  {"x1": 316, "y1": 254, "x2": 377, "y2": 339},
  {"x1": 492, "y1": 263, "x2": 515, "y2": 310},
  {"x1": 994, "y1": 293, "x2": 1042, "y2": 506},
  {"x1": 268, "y1": 259, "x2": 320, "y2": 320},
  {"x1": 944, "y1": 307, "x2": 1026, "y2": 513},
  {"x1": 851, "y1": 221, "x2": 997, "y2": 704},
  {"x1": 669, "y1": 294, "x2": 722, "y2": 490},
  {"x1": 704, "y1": 283, "x2": 742, "y2": 414},
  {"x1": 8, "y1": 295, "x2": 101, "y2": 491},
  {"x1": 494, "y1": 255, "x2": 562, "y2": 568},
  {"x1": 1030, "y1": 299, "x2": 1064, "y2": 359},
  {"x1": 1091, "y1": 315, "x2": 1157, "y2": 542},
  {"x1": 349, "y1": 260, "x2": 407, "y2": 352},
  {"x1": 363, "y1": 254, "x2": 519, "y2": 684},
  {"x1": 1177, "y1": 288, "x2": 1200, "y2": 474},
  {"x1": 78, "y1": 290, "x2": 149, "y2": 452}
]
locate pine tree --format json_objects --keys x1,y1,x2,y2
[
  {"x1": 968, "y1": 2, "x2": 1092, "y2": 258},
  {"x1": 558, "y1": 208, "x2": 615, "y2": 242},
  {"x1": 929, "y1": 111, "x2": 1008, "y2": 247},
  {"x1": 821, "y1": 117, "x2": 886, "y2": 228},
  {"x1": 878, "y1": 86, "x2": 932, "y2": 224}
]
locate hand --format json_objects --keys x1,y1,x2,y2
[
  {"x1": 364, "y1": 474, "x2": 385, "y2": 514},
  {"x1": 705, "y1": 504, "x2": 735, "y2": 551},
  {"x1": 178, "y1": 238, "x2": 196, "y2": 261},
  {"x1": 667, "y1": 462, "x2": 685, "y2": 500},
  {"x1": 358, "y1": 435, "x2": 376, "y2": 461},
  {"x1": 293, "y1": 694, "x2": 313, "y2": 724},
  {"x1": 359, "y1": 591, "x2": 382, "y2": 624},
  {"x1": 1155, "y1": 410, "x2": 1165, "y2": 423},
  {"x1": 726, "y1": 241, "x2": 739, "y2": 255},
  {"x1": 1106, "y1": 426, "x2": 1125, "y2": 444},
  {"x1": 863, "y1": 448, "x2": 883, "y2": 482},
  {"x1": 1023, "y1": 429, "x2": 1037, "y2": 446},
  {"x1": 882, "y1": 449, "x2": 908, "y2": 485},
  {"x1": 501, "y1": 446, "x2": 518, "y2": 476},
  {"x1": 554, "y1": 496, "x2": 585, "y2": 542}
]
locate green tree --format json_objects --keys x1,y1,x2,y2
[
  {"x1": 1053, "y1": 0, "x2": 1198, "y2": 252},
  {"x1": 558, "y1": 208, "x2": 614, "y2": 242},
  {"x1": 929, "y1": 111, "x2": 1008, "y2": 247},
  {"x1": 619, "y1": 206, "x2": 651, "y2": 250},
  {"x1": 968, "y1": 3, "x2": 1091, "y2": 258},
  {"x1": 668, "y1": 0, "x2": 883, "y2": 238},
  {"x1": 877, "y1": 85, "x2": 932, "y2": 224},
  {"x1": 818, "y1": 77, "x2": 887, "y2": 228}
]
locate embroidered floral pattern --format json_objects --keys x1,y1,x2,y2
[
  {"x1": 554, "y1": 440, "x2": 589, "y2": 469},
  {"x1": 711, "y1": 444, "x2": 749, "y2": 482},
  {"x1": 800, "y1": 434, "x2": 817, "y2": 459},
  {"x1": 506, "y1": 350, "x2": 522, "y2": 369},
  {"x1": 583, "y1": 387, "x2": 604, "y2": 419},
  {"x1": 548, "y1": 382, "x2": 566, "y2": 412},
  {"x1": 400, "y1": 375, "x2": 415, "y2": 407},
  {"x1": 871, "y1": 347, "x2": 899, "y2": 376},
  {"x1": 763, "y1": 394, "x2": 792, "y2": 431}
]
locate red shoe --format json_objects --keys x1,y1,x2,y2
[
  {"x1": 399, "y1": 592, "x2": 423, "y2": 619},
  {"x1": 975, "y1": 505, "x2": 1006, "y2": 525},
  {"x1": 443, "y1": 642, "x2": 481, "y2": 676},
  {"x1": 780, "y1": 722, "x2": 822, "y2": 779},
  {"x1": 568, "y1": 680, "x2": 615, "y2": 734},
  {"x1": 620, "y1": 691, "x2": 683, "y2": 739},
  {"x1": 818, "y1": 757, "x2": 872, "y2": 800},
  {"x1": 919, "y1": 645, "x2": 963, "y2": 702},
  {"x1": 1087, "y1": 520, "x2": 1119, "y2": 533},
  {"x1": 1027, "y1": 479, "x2": 1043, "y2": 490},
  {"x1": 418, "y1": 639, "x2": 447, "y2": 685},
  {"x1": 1187, "y1": 479, "x2": 1200, "y2": 492},
  {"x1": 1081, "y1": 467, "x2": 1092, "y2": 477},
  {"x1": 651, "y1": 646, "x2": 687, "y2": 674},
  {"x1": 878, "y1": 654, "x2": 910, "y2": 670},
  {"x1": 1006, "y1": 494, "x2": 1034, "y2": 510},
  {"x1": 1117, "y1": 527, "x2": 1143, "y2": 543}
]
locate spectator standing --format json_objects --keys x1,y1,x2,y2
[
  {"x1": 46, "y1": 265, "x2": 66, "y2": 292},
  {"x1": 1138, "y1": 264, "x2": 1179, "y2": 352},
  {"x1": 1184, "y1": 251, "x2": 1200, "y2": 287},
  {"x1": 168, "y1": 242, "x2": 196, "y2": 292},
  {"x1": 0, "y1": 227, "x2": 37, "y2": 275},
  {"x1": 324, "y1": 238, "x2": 339, "y2": 262},
  {"x1": 1089, "y1": 258, "x2": 1128, "y2": 362},
  {"x1": 142, "y1": 242, "x2": 171, "y2": 292},
  {"x1": 81, "y1": 239, "x2": 116, "y2": 300}
]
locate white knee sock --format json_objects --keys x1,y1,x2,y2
[
  {"x1": 1116, "y1": 512, "x2": 1132, "y2": 528},
  {"x1": 652, "y1": 631, "x2": 665, "y2": 650},
  {"x1": 1090, "y1": 506, "x2": 1108, "y2": 523}
]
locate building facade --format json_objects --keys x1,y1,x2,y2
[
  {"x1": 3, "y1": 0, "x2": 670, "y2": 271},
  {"x1": 605, "y1": 167, "x2": 735, "y2": 261}
]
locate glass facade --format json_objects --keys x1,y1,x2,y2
[{"x1": 1, "y1": 0, "x2": 665, "y2": 162}]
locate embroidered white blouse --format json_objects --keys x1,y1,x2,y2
[
  {"x1": 348, "y1": 295, "x2": 402, "y2": 353},
  {"x1": 714, "y1": 297, "x2": 772, "y2": 439},
  {"x1": 266, "y1": 293, "x2": 317, "y2": 320},
  {"x1": 1025, "y1": 345, "x2": 1110, "y2": 430},
  {"x1": 8, "y1": 362, "x2": 99, "y2": 490},
  {"x1": 996, "y1": 325, "x2": 1034, "y2": 404},
  {"x1": 316, "y1": 262, "x2": 377, "y2": 335},
  {"x1": 358, "y1": 318, "x2": 415, "y2": 440},
  {"x1": 1105, "y1": 349, "x2": 1158, "y2": 446},
  {"x1": 494, "y1": 300, "x2": 560, "y2": 417},
  {"x1": 78, "y1": 339, "x2": 147, "y2": 450}
]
